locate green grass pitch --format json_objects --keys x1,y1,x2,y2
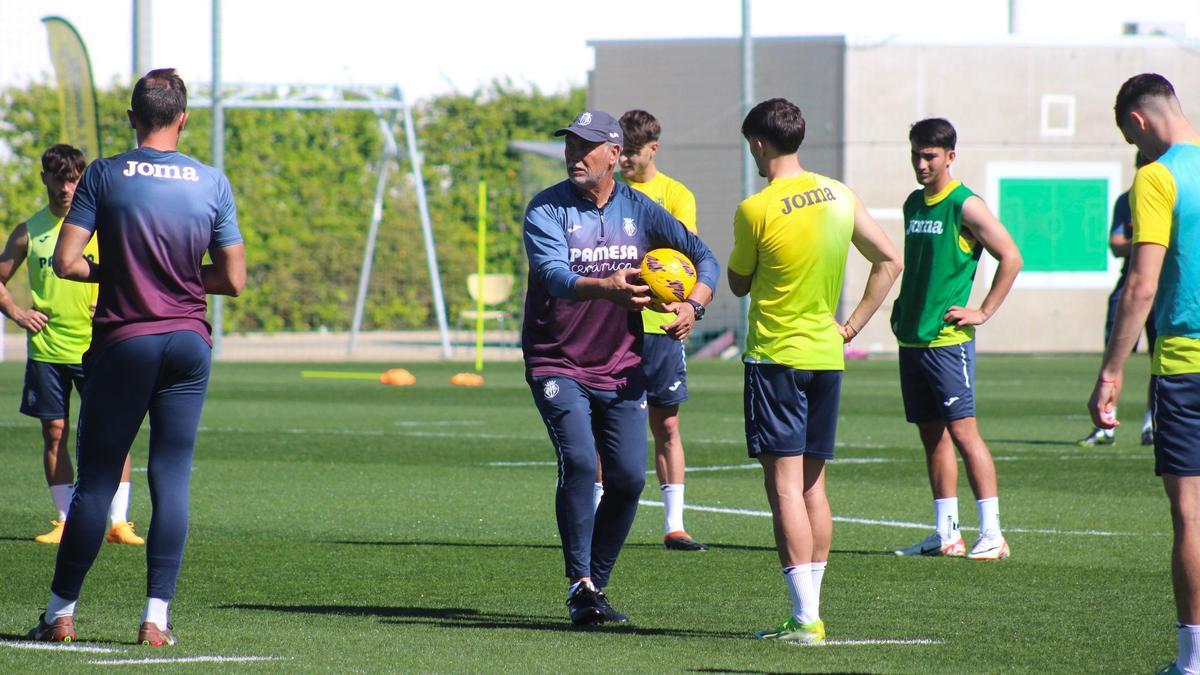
[{"x1": 0, "y1": 355, "x2": 1174, "y2": 671}]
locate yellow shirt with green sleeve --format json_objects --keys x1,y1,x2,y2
[
  {"x1": 1130, "y1": 142, "x2": 1200, "y2": 375},
  {"x1": 625, "y1": 171, "x2": 698, "y2": 335},
  {"x1": 729, "y1": 172, "x2": 855, "y2": 371},
  {"x1": 24, "y1": 206, "x2": 99, "y2": 363}
]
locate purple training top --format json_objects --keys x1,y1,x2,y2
[
  {"x1": 65, "y1": 147, "x2": 241, "y2": 353},
  {"x1": 522, "y1": 180, "x2": 718, "y2": 390}
]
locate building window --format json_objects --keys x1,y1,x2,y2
[{"x1": 1040, "y1": 95, "x2": 1075, "y2": 138}]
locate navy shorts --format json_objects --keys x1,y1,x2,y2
[
  {"x1": 21, "y1": 360, "x2": 85, "y2": 420},
  {"x1": 743, "y1": 363, "x2": 841, "y2": 459},
  {"x1": 898, "y1": 341, "x2": 976, "y2": 424},
  {"x1": 1152, "y1": 374, "x2": 1200, "y2": 476},
  {"x1": 642, "y1": 333, "x2": 688, "y2": 407}
]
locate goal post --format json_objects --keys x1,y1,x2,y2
[{"x1": 191, "y1": 84, "x2": 453, "y2": 359}]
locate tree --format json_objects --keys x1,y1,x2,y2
[{"x1": 0, "y1": 79, "x2": 584, "y2": 333}]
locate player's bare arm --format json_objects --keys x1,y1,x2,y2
[
  {"x1": 1089, "y1": 242, "x2": 1166, "y2": 429},
  {"x1": 660, "y1": 281, "x2": 714, "y2": 341},
  {"x1": 945, "y1": 195, "x2": 1023, "y2": 327},
  {"x1": 52, "y1": 223, "x2": 99, "y2": 283},
  {"x1": 576, "y1": 267, "x2": 653, "y2": 311},
  {"x1": 202, "y1": 243, "x2": 246, "y2": 296},
  {"x1": 840, "y1": 194, "x2": 902, "y2": 342},
  {"x1": 0, "y1": 223, "x2": 47, "y2": 333}
]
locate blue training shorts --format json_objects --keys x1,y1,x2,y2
[
  {"x1": 642, "y1": 333, "x2": 688, "y2": 408},
  {"x1": 743, "y1": 363, "x2": 841, "y2": 459},
  {"x1": 1153, "y1": 374, "x2": 1200, "y2": 476},
  {"x1": 21, "y1": 360, "x2": 85, "y2": 420},
  {"x1": 898, "y1": 341, "x2": 976, "y2": 424}
]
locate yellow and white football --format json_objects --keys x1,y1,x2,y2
[{"x1": 639, "y1": 248, "x2": 697, "y2": 304}]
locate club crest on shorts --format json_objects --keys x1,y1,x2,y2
[
  {"x1": 543, "y1": 379, "x2": 560, "y2": 399},
  {"x1": 623, "y1": 217, "x2": 636, "y2": 236}
]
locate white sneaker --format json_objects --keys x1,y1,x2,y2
[
  {"x1": 967, "y1": 534, "x2": 1010, "y2": 560},
  {"x1": 1077, "y1": 428, "x2": 1115, "y2": 447},
  {"x1": 894, "y1": 531, "x2": 966, "y2": 557}
]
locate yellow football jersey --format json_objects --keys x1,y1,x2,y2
[
  {"x1": 625, "y1": 171, "x2": 698, "y2": 335},
  {"x1": 729, "y1": 172, "x2": 855, "y2": 371},
  {"x1": 24, "y1": 207, "x2": 99, "y2": 363}
]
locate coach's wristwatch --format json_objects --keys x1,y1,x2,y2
[{"x1": 685, "y1": 298, "x2": 705, "y2": 321}]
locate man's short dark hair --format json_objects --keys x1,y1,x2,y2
[
  {"x1": 619, "y1": 110, "x2": 661, "y2": 151},
  {"x1": 1115, "y1": 73, "x2": 1176, "y2": 126},
  {"x1": 41, "y1": 144, "x2": 86, "y2": 179},
  {"x1": 741, "y1": 98, "x2": 805, "y2": 154},
  {"x1": 131, "y1": 68, "x2": 188, "y2": 130},
  {"x1": 909, "y1": 118, "x2": 957, "y2": 150}
]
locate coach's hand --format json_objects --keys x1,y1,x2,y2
[
  {"x1": 600, "y1": 267, "x2": 652, "y2": 311},
  {"x1": 1087, "y1": 373, "x2": 1123, "y2": 430},
  {"x1": 944, "y1": 306, "x2": 988, "y2": 327},
  {"x1": 661, "y1": 302, "x2": 697, "y2": 341},
  {"x1": 14, "y1": 307, "x2": 48, "y2": 334}
]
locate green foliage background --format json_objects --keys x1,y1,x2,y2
[{"x1": 0, "y1": 80, "x2": 583, "y2": 332}]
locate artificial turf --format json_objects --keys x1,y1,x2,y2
[{"x1": 0, "y1": 355, "x2": 1173, "y2": 672}]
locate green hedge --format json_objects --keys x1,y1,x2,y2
[{"x1": 0, "y1": 80, "x2": 584, "y2": 332}]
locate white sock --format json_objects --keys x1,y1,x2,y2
[
  {"x1": 809, "y1": 561, "x2": 827, "y2": 618},
  {"x1": 47, "y1": 592, "x2": 76, "y2": 620},
  {"x1": 1179, "y1": 623, "x2": 1200, "y2": 675},
  {"x1": 783, "y1": 565, "x2": 818, "y2": 624},
  {"x1": 662, "y1": 484, "x2": 685, "y2": 534},
  {"x1": 1144, "y1": 408, "x2": 1154, "y2": 433},
  {"x1": 142, "y1": 597, "x2": 170, "y2": 630},
  {"x1": 592, "y1": 482, "x2": 604, "y2": 513},
  {"x1": 934, "y1": 497, "x2": 959, "y2": 540},
  {"x1": 567, "y1": 578, "x2": 596, "y2": 600},
  {"x1": 977, "y1": 497, "x2": 1001, "y2": 538},
  {"x1": 109, "y1": 482, "x2": 131, "y2": 527},
  {"x1": 50, "y1": 484, "x2": 73, "y2": 521}
]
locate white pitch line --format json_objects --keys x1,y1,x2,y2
[
  {"x1": 199, "y1": 426, "x2": 540, "y2": 441},
  {"x1": 820, "y1": 638, "x2": 944, "y2": 646},
  {"x1": 394, "y1": 420, "x2": 485, "y2": 427},
  {"x1": 0, "y1": 640, "x2": 123, "y2": 653},
  {"x1": 199, "y1": 425, "x2": 387, "y2": 437},
  {"x1": 194, "y1": 423, "x2": 895, "y2": 449},
  {"x1": 394, "y1": 430, "x2": 544, "y2": 440},
  {"x1": 678, "y1": 458, "x2": 900, "y2": 472},
  {"x1": 680, "y1": 463, "x2": 760, "y2": 473},
  {"x1": 89, "y1": 655, "x2": 287, "y2": 665},
  {"x1": 492, "y1": 456, "x2": 763, "y2": 468},
  {"x1": 638, "y1": 500, "x2": 1143, "y2": 537},
  {"x1": 487, "y1": 460, "x2": 556, "y2": 467},
  {"x1": 690, "y1": 438, "x2": 889, "y2": 449},
  {"x1": 487, "y1": 460, "x2": 903, "y2": 473},
  {"x1": 992, "y1": 454, "x2": 1151, "y2": 461}
]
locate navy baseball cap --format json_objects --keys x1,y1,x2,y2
[{"x1": 554, "y1": 110, "x2": 623, "y2": 145}]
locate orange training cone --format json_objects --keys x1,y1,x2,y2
[
  {"x1": 450, "y1": 373, "x2": 484, "y2": 387},
  {"x1": 380, "y1": 368, "x2": 416, "y2": 386}
]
